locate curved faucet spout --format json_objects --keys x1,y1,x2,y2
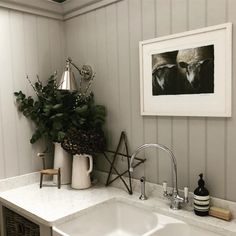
[{"x1": 129, "y1": 143, "x2": 178, "y2": 195}]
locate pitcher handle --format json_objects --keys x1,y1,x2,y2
[{"x1": 85, "y1": 155, "x2": 93, "y2": 175}]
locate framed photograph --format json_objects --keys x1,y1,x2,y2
[{"x1": 139, "y1": 23, "x2": 232, "y2": 117}]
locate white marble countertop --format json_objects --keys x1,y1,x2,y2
[
  {"x1": 0, "y1": 183, "x2": 124, "y2": 226},
  {"x1": 0, "y1": 180, "x2": 236, "y2": 236}
]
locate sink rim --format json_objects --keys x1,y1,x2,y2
[{"x1": 53, "y1": 197, "x2": 226, "y2": 236}]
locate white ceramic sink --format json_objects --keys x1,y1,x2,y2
[
  {"x1": 53, "y1": 199, "x2": 158, "y2": 236},
  {"x1": 52, "y1": 199, "x2": 224, "y2": 236}
]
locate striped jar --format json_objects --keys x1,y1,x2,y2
[
  {"x1": 194, "y1": 194, "x2": 210, "y2": 216},
  {"x1": 194, "y1": 173, "x2": 210, "y2": 216}
]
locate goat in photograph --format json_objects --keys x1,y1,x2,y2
[
  {"x1": 152, "y1": 51, "x2": 178, "y2": 95},
  {"x1": 176, "y1": 45, "x2": 214, "y2": 94}
]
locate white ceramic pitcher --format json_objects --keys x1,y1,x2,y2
[
  {"x1": 53, "y1": 142, "x2": 72, "y2": 185},
  {"x1": 71, "y1": 154, "x2": 93, "y2": 189}
]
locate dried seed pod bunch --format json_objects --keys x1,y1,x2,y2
[{"x1": 61, "y1": 128, "x2": 106, "y2": 155}]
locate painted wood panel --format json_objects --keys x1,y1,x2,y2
[
  {"x1": 171, "y1": 0, "x2": 189, "y2": 189},
  {"x1": 128, "y1": 0, "x2": 144, "y2": 179},
  {"x1": 32, "y1": 16, "x2": 53, "y2": 172},
  {"x1": 9, "y1": 10, "x2": 32, "y2": 176},
  {"x1": 155, "y1": 0, "x2": 171, "y2": 36},
  {"x1": 95, "y1": 8, "x2": 108, "y2": 121},
  {"x1": 171, "y1": 0, "x2": 188, "y2": 33},
  {"x1": 101, "y1": 5, "x2": 121, "y2": 172},
  {"x1": 207, "y1": 0, "x2": 226, "y2": 26},
  {"x1": 188, "y1": 0, "x2": 207, "y2": 192},
  {"x1": 142, "y1": 0, "x2": 158, "y2": 183},
  {"x1": 0, "y1": 8, "x2": 64, "y2": 179},
  {"x1": 23, "y1": 14, "x2": 42, "y2": 173},
  {"x1": 59, "y1": 21, "x2": 66, "y2": 72},
  {"x1": 73, "y1": 16, "x2": 85, "y2": 70},
  {"x1": 0, "y1": 9, "x2": 19, "y2": 178},
  {"x1": 49, "y1": 19, "x2": 64, "y2": 76},
  {"x1": 116, "y1": 0, "x2": 131, "y2": 141},
  {"x1": 37, "y1": 17, "x2": 51, "y2": 79},
  {"x1": 226, "y1": 0, "x2": 236, "y2": 201},
  {"x1": 206, "y1": 0, "x2": 227, "y2": 198},
  {"x1": 155, "y1": 0, "x2": 173, "y2": 186},
  {"x1": 104, "y1": 4, "x2": 121, "y2": 148},
  {"x1": 94, "y1": 8, "x2": 111, "y2": 172},
  {"x1": 113, "y1": 0, "x2": 133, "y2": 175},
  {"x1": 128, "y1": 0, "x2": 142, "y2": 146},
  {"x1": 65, "y1": 18, "x2": 77, "y2": 61},
  {"x1": 188, "y1": 0, "x2": 206, "y2": 30}
]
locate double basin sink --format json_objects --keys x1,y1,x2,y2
[{"x1": 52, "y1": 199, "x2": 223, "y2": 236}]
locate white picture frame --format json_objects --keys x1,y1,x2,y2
[{"x1": 140, "y1": 23, "x2": 232, "y2": 117}]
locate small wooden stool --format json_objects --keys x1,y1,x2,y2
[{"x1": 38, "y1": 153, "x2": 61, "y2": 189}]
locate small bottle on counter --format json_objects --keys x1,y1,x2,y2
[{"x1": 194, "y1": 173, "x2": 210, "y2": 216}]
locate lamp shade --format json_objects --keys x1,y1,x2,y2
[{"x1": 59, "y1": 63, "x2": 77, "y2": 91}]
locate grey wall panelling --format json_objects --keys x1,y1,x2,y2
[
  {"x1": 141, "y1": 0, "x2": 158, "y2": 183},
  {"x1": 155, "y1": 0, "x2": 173, "y2": 188},
  {"x1": 65, "y1": 0, "x2": 236, "y2": 201},
  {"x1": 227, "y1": 0, "x2": 236, "y2": 202},
  {"x1": 0, "y1": 8, "x2": 65, "y2": 179},
  {"x1": 205, "y1": 0, "x2": 227, "y2": 200}
]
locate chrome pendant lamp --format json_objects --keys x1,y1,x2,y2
[{"x1": 59, "y1": 57, "x2": 94, "y2": 91}]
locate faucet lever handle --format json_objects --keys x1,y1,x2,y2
[
  {"x1": 163, "y1": 182, "x2": 168, "y2": 197},
  {"x1": 184, "y1": 187, "x2": 189, "y2": 202}
]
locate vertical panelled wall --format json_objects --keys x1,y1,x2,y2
[
  {"x1": 0, "y1": 8, "x2": 65, "y2": 179},
  {"x1": 65, "y1": 0, "x2": 236, "y2": 201}
]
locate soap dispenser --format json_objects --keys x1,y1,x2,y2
[{"x1": 194, "y1": 173, "x2": 210, "y2": 216}]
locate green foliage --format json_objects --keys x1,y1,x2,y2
[{"x1": 14, "y1": 75, "x2": 106, "y2": 144}]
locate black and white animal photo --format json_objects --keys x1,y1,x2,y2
[
  {"x1": 152, "y1": 51, "x2": 178, "y2": 95},
  {"x1": 152, "y1": 45, "x2": 214, "y2": 96}
]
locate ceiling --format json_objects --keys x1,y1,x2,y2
[{"x1": 52, "y1": 0, "x2": 67, "y2": 3}]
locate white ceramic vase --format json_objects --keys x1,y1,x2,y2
[
  {"x1": 53, "y1": 142, "x2": 72, "y2": 185},
  {"x1": 71, "y1": 154, "x2": 93, "y2": 189}
]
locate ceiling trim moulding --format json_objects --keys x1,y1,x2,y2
[
  {"x1": 0, "y1": 0, "x2": 63, "y2": 20},
  {"x1": 0, "y1": 0, "x2": 123, "y2": 20},
  {"x1": 62, "y1": 0, "x2": 122, "y2": 20}
]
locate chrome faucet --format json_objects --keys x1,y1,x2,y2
[{"x1": 129, "y1": 144, "x2": 188, "y2": 210}]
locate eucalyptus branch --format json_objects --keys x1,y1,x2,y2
[
  {"x1": 78, "y1": 74, "x2": 82, "y2": 93},
  {"x1": 26, "y1": 75, "x2": 37, "y2": 94},
  {"x1": 15, "y1": 72, "x2": 106, "y2": 145}
]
